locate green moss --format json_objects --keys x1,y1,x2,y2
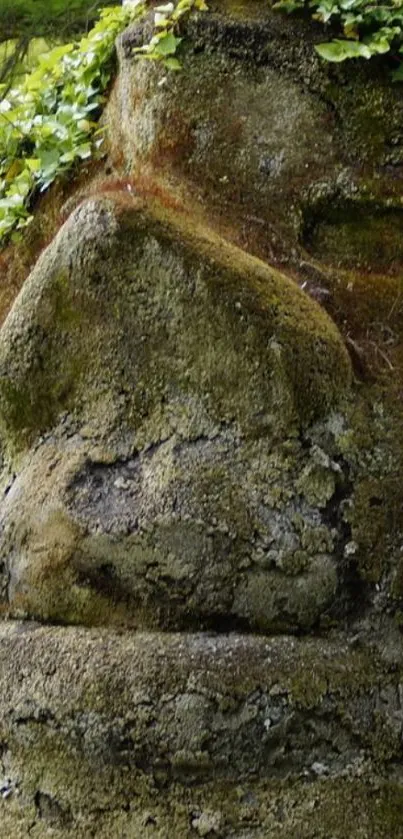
[
  {"x1": 295, "y1": 463, "x2": 336, "y2": 507},
  {"x1": 319, "y1": 387, "x2": 403, "y2": 590},
  {"x1": 346, "y1": 477, "x2": 393, "y2": 583},
  {"x1": 392, "y1": 566, "x2": 403, "y2": 599},
  {"x1": 288, "y1": 644, "x2": 377, "y2": 709},
  {"x1": 2, "y1": 773, "x2": 403, "y2": 838},
  {"x1": 280, "y1": 549, "x2": 310, "y2": 575},
  {"x1": 295, "y1": 778, "x2": 403, "y2": 837},
  {"x1": 118, "y1": 203, "x2": 352, "y2": 428},
  {"x1": 0, "y1": 196, "x2": 351, "y2": 456},
  {"x1": 372, "y1": 783, "x2": 403, "y2": 836},
  {"x1": 290, "y1": 667, "x2": 328, "y2": 708},
  {"x1": 371, "y1": 712, "x2": 403, "y2": 762},
  {"x1": 0, "y1": 265, "x2": 93, "y2": 448},
  {"x1": 325, "y1": 76, "x2": 400, "y2": 165},
  {"x1": 305, "y1": 206, "x2": 403, "y2": 272},
  {"x1": 300, "y1": 524, "x2": 334, "y2": 554},
  {"x1": 0, "y1": 349, "x2": 84, "y2": 448}
]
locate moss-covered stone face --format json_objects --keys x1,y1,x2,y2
[
  {"x1": 0, "y1": 623, "x2": 402, "y2": 838},
  {"x1": 0, "y1": 198, "x2": 349, "y2": 453},
  {"x1": 1, "y1": 435, "x2": 343, "y2": 631},
  {"x1": 0, "y1": 197, "x2": 399, "y2": 641},
  {"x1": 0, "y1": 197, "x2": 351, "y2": 631}
]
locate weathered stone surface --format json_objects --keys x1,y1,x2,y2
[
  {"x1": 0, "y1": 197, "x2": 350, "y2": 632},
  {"x1": 0, "y1": 622, "x2": 402, "y2": 838},
  {"x1": 109, "y1": 0, "x2": 403, "y2": 273},
  {"x1": 107, "y1": 0, "x2": 403, "y2": 384},
  {"x1": 0, "y1": 197, "x2": 349, "y2": 448}
]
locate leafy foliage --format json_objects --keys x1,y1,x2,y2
[
  {"x1": 131, "y1": 0, "x2": 208, "y2": 70},
  {"x1": 0, "y1": 0, "x2": 206, "y2": 247},
  {"x1": 0, "y1": 5, "x2": 137, "y2": 244},
  {"x1": 273, "y1": 0, "x2": 403, "y2": 73},
  {"x1": 0, "y1": 0, "x2": 117, "y2": 91}
]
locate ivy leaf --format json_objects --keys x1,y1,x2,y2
[
  {"x1": 0, "y1": 0, "x2": 208, "y2": 249},
  {"x1": 25, "y1": 158, "x2": 41, "y2": 174},
  {"x1": 76, "y1": 143, "x2": 92, "y2": 159},
  {"x1": 38, "y1": 147, "x2": 61, "y2": 172},
  {"x1": 5, "y1": 159, "x2": 24, "y2": 182},
  {"x1": 364, "y1": 34, "x2": 391, "y2": 54},
  {"x1": 339, "y1": 0, "x2": 359, "y2": 10},
  {"x1": 364, "y1": 26, "x2": 401, "y2": 54},
  {"x1": 155, "y1": 13, "x2": 170, "y2": 27},
  {"x1": 315, "y1": 39, "x2": 372, "y2": 60},
  {"x1": 38, "y1": 43, "x2": 75, "y2": 71},
  {"x1": 164, "y1": 56, "x2": 182, "y2": 70},
  {"x1": 154, "y1": 32, "x2": 182, "y2": 57},
  {"x1": 0, "y1": 194, "x2": 25, "y2": 210},
  {"x1": 273, "y1": 0, "x2": 304, "y2": 12}
]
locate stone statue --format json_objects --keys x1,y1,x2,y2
[{"x1": 0, "y1": 2, "x2": 402, "y2": 836}]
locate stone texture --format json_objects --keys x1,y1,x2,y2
[
  {"x1": 109, "y1": 0, "x2": 403, "y2": 273},
  {"x1": 0, "y1": 197, "x2": 349, "y2": 449},
  {"x1": 107, "y1": 0, "x2": 403, "y2": 385},
  {"x1": 0, "y1": 2, "x2": 402, "y2": 836},
  {"x1": 0, "y1": 623, "x2": 402, "y2": 838},
  {"x1": 0, "y1": 197, "x2": 350, "y2": 632}
]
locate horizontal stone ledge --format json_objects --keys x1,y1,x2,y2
[{"x1": 0, "y1": 622, "x2": 401, "y2": 786}]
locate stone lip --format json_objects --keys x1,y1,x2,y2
[
  {"x1": 0, "y1": 621, "x2": 402, "y2": 837},
  {"x1": 0, "y1": 622, "x2": 401, "y2": 786}
]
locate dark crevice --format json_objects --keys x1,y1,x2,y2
[
  {"x1": 321, "y1": 461, "x2": 372, "y2": 625},
  {"x1": 74, "y1": 562, "x2": 128, "y2": 601},
  {"x1": 178, "y1": 612, "x2": 253, "y2": 634},
  {"x1": 15, "y1": 708, "x2": 56, "y2": 726},
  {"x1": 34, "y1": 791, "x2": 72, "y2": 828}
]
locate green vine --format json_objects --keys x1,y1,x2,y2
[
  {"x1": 273, "y1": 0, "x2": 403, "y2": 73},
  {"x1": 0, "y1": 0, "x2": 206, "y2": 248}
]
